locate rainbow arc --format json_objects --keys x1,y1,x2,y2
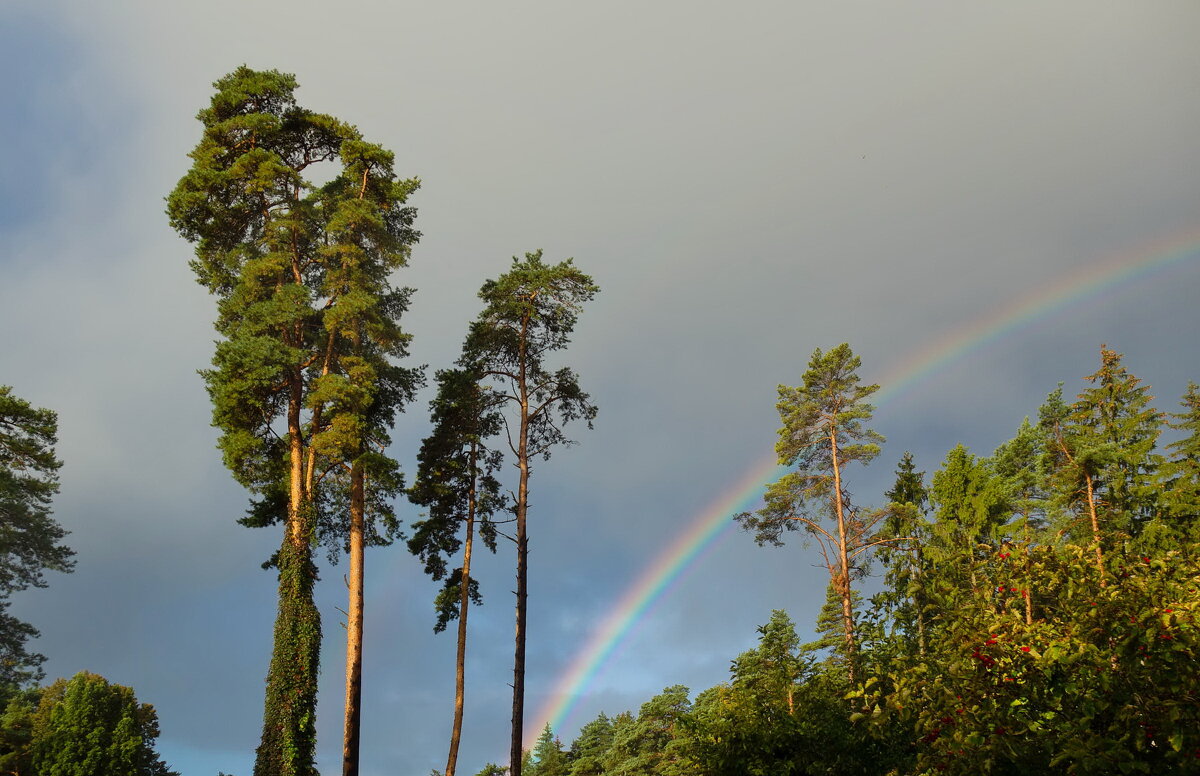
[{"x1": 528, "y1": 230, "x2": 1200, "y2": 742}]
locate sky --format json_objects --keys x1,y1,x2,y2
[{"x1": 2, "y1": 2, "x2": 1199, "y2": 774}]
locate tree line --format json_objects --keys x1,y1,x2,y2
[{"x1": 516, "y1": 343, "x2": 1198, "y2": 775}]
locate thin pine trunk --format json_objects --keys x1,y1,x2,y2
[
  {"x1": 914, "y1": 547, "x2": 927, "y2": 657},
  {"x1": 510, "y1": 318, "x2": 531, "y2": 776},
  {"x1": 828, "y1": 429, "x2": 857, "y2": 684},
  {"x1": 445, "y1": 444, "x2": 479, "y2": 776},
  {"x1": 342, "y1": 463, "x2": 365, "y2": 776},
  {"x1": 1085, "y1": 474, "x2": 1106, "y2": 585}
]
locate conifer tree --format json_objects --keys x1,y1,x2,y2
[
  {"x1": 167, "y1": 66, "x2": 419, "y2": 776},
  {"x1": 408, "y1": 366, "x2": 503, "y2": 776},
  {"x1": 1162, "y1": 381, "x2": 1200, "y2": 539},
  {"x1": 991, "y1": 419, "x2": 1047, "y2": 623},
  {"x1": 462, "y1": 252, "x2": 598, "y2": 776},
  {"x1": 1067, "y1": 346, "x2": 1162, "y2": 536},
  {"x1": 528, "y1": 724, "x2": 569, "y2": 776},
  {"x1": 0, "y1": 685, "x2": 40, "y2": 775},
  {"x1": 737, "y1": 344, "x2": 888, "y2": 682},
  {"x1": 567, "y1": 713, "x2": 614, "y2": 776},
  {"x1": 0, "y1": 386, "x2": 74, "y2": 686},
  {"x1": 1039, "y1": 348, "x2": 1162, "y2": 579},
  {"x1": 991, "y1": 419, "x2": 1046, "y2": 533},
  {"x1": 605, "y1": 686, "x2": 693, "y2": 776},
  {"x1": 732, "y1": 610, "x2": 803, "y2": 714},
  {"x1": 928, "y1": 444, "x2": 1009, "y2": 591},
  {"x1": 877, "y1": 452, "x2": 929, "y2": 655}
]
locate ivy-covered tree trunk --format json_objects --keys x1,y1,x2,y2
[{"x1": 256, "y1": 537, "x2": 320, "y2": 776}]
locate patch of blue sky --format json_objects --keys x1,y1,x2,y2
[{"x1": 0, "y1": 9, "x2": 119, "y2": 239}]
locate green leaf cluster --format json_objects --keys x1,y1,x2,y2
[{"x1": 5, "y1": 671, "x2": 178, "y2": 776}]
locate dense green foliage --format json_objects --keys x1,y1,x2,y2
[
  {"x1": 531, "y1": 344, "x2": 1199, "y2": 776},
  {"x1": 408, "y1": 366, "x2": 503, "y2": 633},
  {"x1": 0, "y1": 672, "x2": 176, "y2": 776},
  {"x1": 0, "y1": 386, "x2": 74, "y2": 686}
]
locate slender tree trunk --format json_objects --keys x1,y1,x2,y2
[
  {"x1": 1085, "y1": 474, "x2": 1106, "y2": 586},
  {"x1": 914, "y1": 547, "x2": 927, "y2": 657},
  {"x1": 288, "y1": 372, "x2": 307, "y2": 546},
  {"x1": 445, "y1": 444, "x2": 479, "y2": 776},
  {"x1": 342, "y1": 463, "x2": 365, "y2": 776},
  {"x1": 510, "y1": 319, "x2": 531, "y2": 776},
  {"x1": 828, "y1": 429, "x2": 857, "y2": 684}
]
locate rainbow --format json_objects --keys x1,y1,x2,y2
[{"x1": 528, "y1": 230, "x2": 1200, "y2": 742}]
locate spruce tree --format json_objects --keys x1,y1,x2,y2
[
  {"x1": 1162, "y1": 381, "x2": 1200, "y2": 539},
  {"x1": 927, "y1": 444, "x2": 1008, "y2": 596},
  {"x1": 732, "y1": 610, "x2": 803, "y2": 713},
  {"x1": 1068, "y1": 346, "x2": 1162, "y2": 537},
  {"x1": 605, "y1": 687, "x2": 693, "y2": 776},
  {"x1": 567, "y1": 713, "x2": 614, "y2": 776},
  {"x1": 528, "y1": 724, "x2": 569, "y2": 776},
  {"x1": 877, "y1": 452, "x2": 930, "y2": 655}
]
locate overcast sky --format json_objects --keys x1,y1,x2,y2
[{"x1": 3, "y1": 2, "x2": 1199, "y2": 774}]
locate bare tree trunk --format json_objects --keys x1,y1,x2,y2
[
  {"x1": 914, "y1": 547, "x2": 927, "y2": 657},
  {"x1": 342, "y1": 463, "x2": 365, "y2": 776},
  {"x1": 510, "y1": 320, "x2": 531, "y2": 776},
  {"x1": 445, "y1": 444, "x2": 479, "y2": 776},
  {"x1": 1085, "y1": 474, "x2": 1106, "y2": 586},
  {"x1": 828, "y1": 429, "x2": 857, "y2": 684},
  {"x1": 288, "y1": 373, "x2": 307, "y2": 547}
]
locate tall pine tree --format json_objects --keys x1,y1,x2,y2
[
  {"x1": 167, "y1": 66, "x2": 419, "y2": 776},
  {"x1": 463, "y1": 252, "x2": 598, "y2": 776},
  {"x1": 737, "y1": 344, "x2": 888, "y2": 682}
]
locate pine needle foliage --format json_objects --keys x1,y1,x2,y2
[{"x1": 167, "y1": 65, "x2": 419, "y2": 776}]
